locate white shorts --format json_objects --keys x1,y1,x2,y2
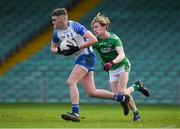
[{"x1": 109, "y1": 65, "x2": 130, "y2": 82}]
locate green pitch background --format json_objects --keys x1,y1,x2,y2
[{"x1": 0, "y1": 104, "x2": 179, "y2": 128}]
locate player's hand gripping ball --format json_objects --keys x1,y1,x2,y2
[
  {"x1": 60, "y1": 38, "x2": 77, "y2": 51},
  {"x1": 58, "y1": 36, "x2": 83, "y2": 56}
]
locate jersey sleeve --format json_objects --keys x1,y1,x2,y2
[
  {"x1": 71, "y1": 21, "x2": 88, "y2": 36},
  {"x1": 113, "y1": 35, "x2": 123, "y2": 47},
  {"x1": 52, "y1": 29, "x2": 59, "y2": 43}
]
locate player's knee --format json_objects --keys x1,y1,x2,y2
[
  {"x1": 87, "y1": 90, "x2": 95, "y2": 97},
  {"x1": 67, "y1": 80, "x2": 76, "y2": 87}
]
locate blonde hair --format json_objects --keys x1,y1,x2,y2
[{"x1": 91, "y1": 13, "x2": 110, "y2": 30}]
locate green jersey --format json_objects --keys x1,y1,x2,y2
[{"x1": 93, "y1": 32, "x2": 130, "y2": 70}]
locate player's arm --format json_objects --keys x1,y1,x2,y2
[
  {"x1": 51, "y1": 40, "x2": 58, "y2": 53},
  {"x1": 67, "y1": 22, "x2": 97, "y2": 51},
  {"x1": 103, "y1": 46, "x2": 125, "y2": 72},
  {"x1": 51, "y1": 29, "x2": 60, "y2": 53},
  {"x1": 79, "y1": 31, "x2": 98, "y2": 49},
  {"x1": 66, "y1": 31, "x2": 97, "y2": 55},
  {"x1": 67, "y1": 31, "x2": 98, "y2": 52},
  {"x1": 103, "y1": 37, "x2": 125, "y2": 72},
  {"x1": 111, "y1": 36, "x2": 125, "y2": 64},
  {"x1": 50, "y1": 30, "x2": 67, "y2": 55},
  {"x1": 51, "y1": 40, "x2": 69, "y2": 55},
  {"x1": 112, "y1": 46, "x2": 125, "y2": 64}
]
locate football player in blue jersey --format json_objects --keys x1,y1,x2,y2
[{"x1": 50, "y1": 8, "x2": 130, "y2": 122}]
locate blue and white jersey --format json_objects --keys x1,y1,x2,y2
[{"x1": 52, "y1": 20, "x2": 93, "y2": 56}]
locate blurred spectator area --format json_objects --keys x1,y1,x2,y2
[{"x1": 0, "y1": 0, "x2": 180, "y2": 104}]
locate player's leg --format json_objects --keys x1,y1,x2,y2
[
  {"x1": 110, "y1": 81, "x2": 137, "y2": 112},
  {"x1": 81, "y1": 71, "x2": 115, "y2": 98},
  {"x1": 61, "y1": 65, "x2": 87, "y2": 122},
  {"x1": 126, "y1": 80, "x2": 150, "y2": 97},
  {"x1": 115, "y1": 72, "x2": 131, "y2": 116},
  {"x1": 116, "y1": 72, "x2": 129, "y2": 94},
  {"x1": 109, "y1": 68, "x2": 131, "y2": 115},
  {"x1": 81, "y1": 72, "x2": 130, "y2": 110},
  {"x1": 77, "y1": 53, "x2": 129, "y2": 102},
  {"x1": 110, "y1": 80, "x2": 141, "y2": 121},
  {"x1": 116, "y1": 72, "x2": 141, "y2": 121},
  {"x1": 110, "y1": 81, "x2": 117, "y2": 93},
  {"x1": 67, "y1": 65, "x2": 87, "y2": 110},
  {"x1": 110, "y1": 81, "x2": 130, "y2": 112}
]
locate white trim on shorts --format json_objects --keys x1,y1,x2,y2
[
  {"x1": 75, "y1": 64, "x2": 88, "y2": 72},
  {"x1": 76, "y1": 64, "x2": 93, "y2": 73}
]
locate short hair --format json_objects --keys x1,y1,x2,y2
[
  {"x1": 52, "y1": 8, "x2": 67, "y2": 16},
  {"x1": 91, "y1": 13, "x2": 110, "y2": 30}
]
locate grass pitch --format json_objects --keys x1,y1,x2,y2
[{"x1": 0, "y1": 103, "x2": 179, "y2": 128}]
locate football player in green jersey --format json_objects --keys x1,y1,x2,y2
[
  {"x1": 51, "y1": 8, "x2": 131, "y2": 122},
  {"x1": 91, "y1": 13, "x2": 150, "y2": 121}
]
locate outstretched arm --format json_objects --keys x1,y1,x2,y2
[
  {"x1": 65, "y1": 31, "x2": 98, "y2": 55},
  {"x1": 79, "y1": 30, "x2": 98, "y2": 49}
]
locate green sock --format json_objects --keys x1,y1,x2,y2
[
  {"x1": 132, "y1": 84, "x2": 139, "y2": 91},
  {"x1": 133, "y1": 111, "x2": 139, "y2": 115}
]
